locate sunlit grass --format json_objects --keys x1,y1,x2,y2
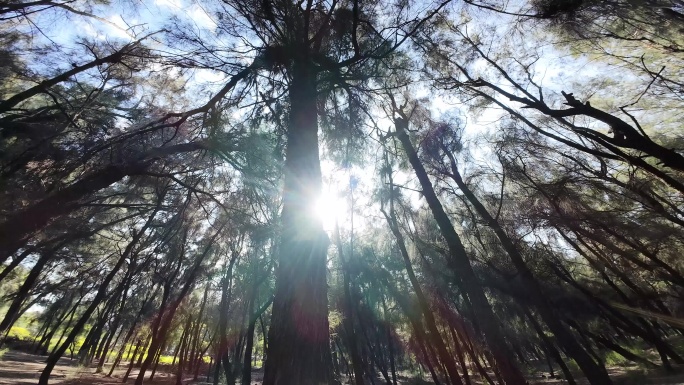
[{"x1": 8, "y1": 326, "x2": 31, "y2": 340}]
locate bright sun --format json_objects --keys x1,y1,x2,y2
[{"x1": 313, "y1": 191, "x2": 348, "y2": 231}]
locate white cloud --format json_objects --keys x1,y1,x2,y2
[
  {"x1": 194, "y1": 68, "x2": 226, "y2": 83},
  {"x1": 188, "y1": 4, "x2": 217, "y2": 31},
  {"x1": 103, "y1": 14, "x2": 138, "y2": 40},
  {"x1": 154, "y1": 0, "x2": 182, "y2": 9}
]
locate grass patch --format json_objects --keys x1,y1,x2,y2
[
  {"x1": 605, "y1": 350, "x2": 632, "y2": 366},
  {"x1": 8, "y1": 326, "x2": 31, "y2": 340},
  {"x1": 158, "y1": 355, "x2": 175, "y2": 364}
]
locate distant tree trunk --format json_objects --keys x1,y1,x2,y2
[
  {"x1": 193, "y1": 328, "x2": 214, "y2": 380},
  {"x1": 134, "y1": 240, "x2": 210, "y2": 385},
  {"x1": 176, "y1": 314, "x2": 193, "y2": 385},
  {"x1": 149, "y1": 337, "x2": 167, "y2": 380},
  {"x1": 335, "y1": 224, "x2": 366, "y2": 385},
  {"x1": 188, "y1": 283, "x2": 209, "y2": 376},
  {"x1": 446, "y1": 324, "x2": 471, "y2": 385},
  {"x1": 107, "y1": 328, "x2": 136, "y2": 377},
  {"x1": 586, "y1": 330, "x2": 659, "y2": 368},
  {"x1": 522, "y1": 307, "x2": 576, "y2": 385},
  {"x1": 96, "y1": 271, "x2": 135, "y2": 372},
  {"x1": 218, "y1": 256, "x2": 238, "y2": 385},
  {"x1": 241, "y1": 294, "x2": 273, "y2": 385},
  {"x1": 213, "y1": 353, "x2": 221, "y2": 385},
  {"x1": 380, "y1": 276, "x2": 442, "y2": 385},
  {"x1": 553, "y1": 261, "x2": 683, "y2": 369},
  {"x1": 380, "y1": 296, "x2": 398, "y2": 385},
  {"x1": 107, "y1": 284, "x2": 158, "y2": 377},
  {"x1": 124, "y1": 335, "x2": 150, "y2": 383},
  {"x1": 79, "y1": 295, "x2": 118, "y2": 364},
  {"x1": 42, "y1": 297, "x2": 82, "y2": 354},
  {"x1": 0, "y1": 251, "x2": 52, "y2": 336},
  {"x1": 263, "y1": 61, "x2": 333, "y2": 385},
  {"x1": 259, "y1": 315, "x2": 267, "y2": 359},
  {"x1": 37, "y1": 217, "x2": 150, "y2": 385}
]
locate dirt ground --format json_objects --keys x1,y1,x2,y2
[
  {"x1": 0, "y1": 351, "x2": 183, "y2": 385},
  {"x1": 3, "y1": 350, "x2": 684, "y2": 385}
]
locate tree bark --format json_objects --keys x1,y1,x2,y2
[{"x1": 263, "y1": 61, "x2": 334, "y2": 385}]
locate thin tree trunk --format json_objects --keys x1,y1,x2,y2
[
  {"x1": 392, "y1": 109, "x2": 526, "y2": 385},
  {"x1": 134, "y1": 236, "x2": 213, "y2": 385},
  {"x1": 379, "y1": 187, "x2": 463, "y2": 385},
  {"x1": 443, "y1": 155, "x2": 612, "y2": 385},
  {"x1": 176, "y1": 314, "x2": 193, "y2": 385},
  {"x1": 107, "y1": 328, "x2": 136, "y2": 377},
  {"x1": 241, "y1": 295, "x2": 273, "y2": 385},
  {"x1": 0, "y1": 251, "x2": 52, "y2": 336},
  {"x1": 123, "y1": 335, "x2": 151, "y2": 383},
  {"x1": 523, "y1": 307, "x2": 576, "y2": 385},
  {"x1": 335, "y1": 223, "x2": 366, "y2": 385},
  {"x1": 38, "y1": 222, "x2": 149, "y2": 385}
]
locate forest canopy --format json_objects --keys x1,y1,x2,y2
[{"x1": 1, "y1": 1, "x2": 684, "y2": 385}]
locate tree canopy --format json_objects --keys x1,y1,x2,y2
[{"x1": 1, "y1": 1, "x2": 684, "y2": 385}]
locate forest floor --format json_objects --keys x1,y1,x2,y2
[
  {"x1": 3, "y1": 349, "x2": 684, "y2": 385},
  {"x1": 0, "y1": 350, "x2": 181, "y2": 385}
]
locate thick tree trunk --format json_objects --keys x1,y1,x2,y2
[
  {"x1": 393, "y1": 114, "x2": 525, "y2": 385},
  {"x1": 262, "y1": 62, "x2": 333, "y2": 385}
]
